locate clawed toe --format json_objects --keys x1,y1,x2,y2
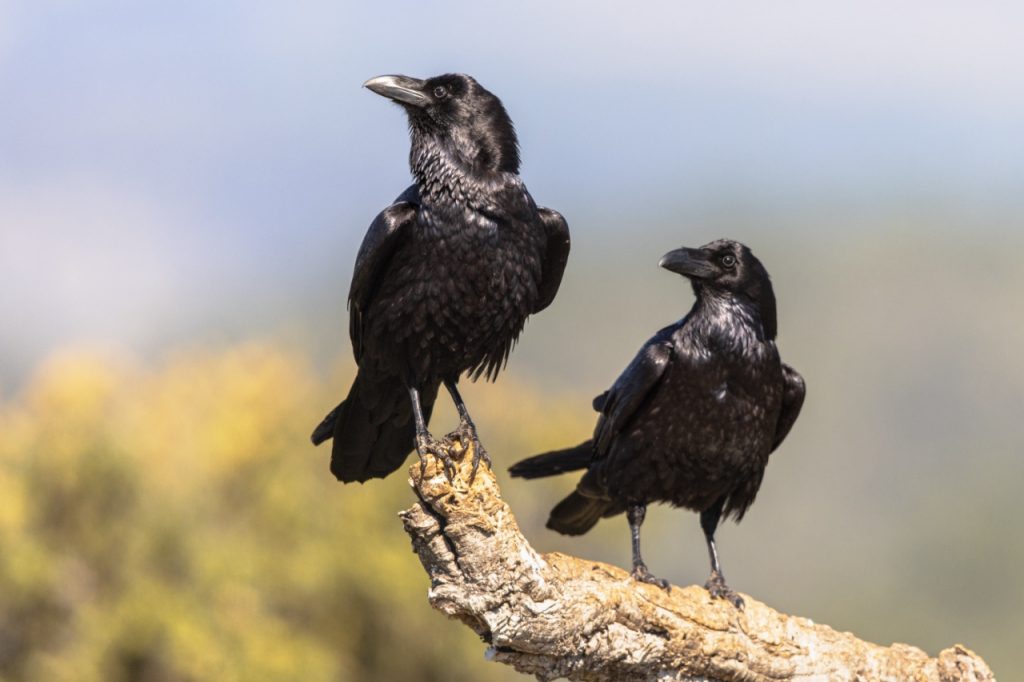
[
  {"x1": 467, "y1": 437, "x2": 490, "y2": 482},
  {"x1": 449, "y1": 423, "x2": 491, "y2": 482},
  {"x1": 415, "y1": 433, "x2": 457, "y2": 481},
  {"x1": 705, "y1": 571, "x2": 744, "y2": 609},
  {"x1": 631, "y1": 565, "x2": 671, "y2": 591}
]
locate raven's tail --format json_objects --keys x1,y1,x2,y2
[
  {"x1": 509, "y1": 441, "x2": 615, "y2": 535},
  {"x1": 312, "y1": 372, "x2": 436, "y2": 483},
  {"x1": 546, "y1": 491, "x2": 616, "y2": 536},
  {"x1": 507, "y1": 441, "x2": 592, "y2": 479}
]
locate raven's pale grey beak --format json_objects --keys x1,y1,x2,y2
[
  {"x1": 363, "y1": 75, "x2": 428, "y2": 106},
  {"x1": 659, "y1": 247, "x2": 717, "y2": 279}
]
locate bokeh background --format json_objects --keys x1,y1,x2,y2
[{"x1": 2, "y1": 2, "x2": 1022, "y2": 679}]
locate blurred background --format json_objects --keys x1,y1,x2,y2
[{"x1": 1, "y1": 1, "x2": 1022, "y2": 679}]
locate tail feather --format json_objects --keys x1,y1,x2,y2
[
  {"x1": 310, "y1": 404, "x2": 339, "y2": 445},
  {"x1": 510, "y1": 440, "x2": 615, "y2": 536},
  {"x1": 507, "y1": 441, "x2": 593, "y2": 479},
  {"x1": 312, "y1": 372, "x2": 436, "y2": 483},
  {"x1": 547, "y1": 491, "x2": 615, "y2": 536}
]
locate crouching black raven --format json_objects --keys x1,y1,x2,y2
[
  {"x1": 510, "y1": 239, "x2": 804, "y2": 608},
  {"x1": 313, "y1": 73, "x2": 570, "y2": 483}
]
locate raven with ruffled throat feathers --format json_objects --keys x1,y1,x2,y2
[{"x1": 313, "y1": 73, "x2": 570, "y2": 483}]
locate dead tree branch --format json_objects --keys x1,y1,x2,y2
[{"x1": 399, "y1": 440, "x2": 995, "y2": 681}]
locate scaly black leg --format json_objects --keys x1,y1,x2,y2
[
  {"x1": 700, "y1": 496, "x2": 744, "y2": 609},
  {"x1": 444, "y1": 380, "x2": 490, "y2": 481},
  {"x1": 409, "y1": 386, "x2": 456, "y2": 481},
  {"x1": 627, "y1": 504, "x2": 670, "y2": 590}
]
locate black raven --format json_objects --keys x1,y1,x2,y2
[
  {"x1": 509, "y1": 239, "x2": 804, "y2": 608},
  {"x1": 313, "y1": 73, "x2": 570, "y2": 483}
]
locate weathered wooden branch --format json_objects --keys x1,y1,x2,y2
[{"x1": 399, "y1": 440, "x2": 995, "y2": 682}]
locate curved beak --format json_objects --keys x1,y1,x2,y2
[
  {"x1": 659, "y1": 247, "x2": 717, "y2": 279},
  {"x1": 363, "y1": 74, "x2": 428, "y2": 107}
]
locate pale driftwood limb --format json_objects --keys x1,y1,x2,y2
[{"x1": 399, "y1": 440, "x2": 995, "y2": 682}]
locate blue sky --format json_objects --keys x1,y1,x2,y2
[{"x1": 2, "y1": 1, "x2": 1023, "y2": 381}]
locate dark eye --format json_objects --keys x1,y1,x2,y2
[
  {"x1": 720, "y1": 254, "x2": 737, "y2": 268},
  {"x1": 433, "y1": 85, "x2": 448, "y2": 98}
]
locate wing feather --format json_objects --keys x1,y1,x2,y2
[
  {"x1": 347, "y1": 186, "x2": 419, "y2": 359},
  {"x1": 771, "y1": 363, "x2": 806, "y2": 452},
  {"x1": 592, "y1": 334, "x2": 673, "y2": 457},
  {"x1": 532, "y1": 207, "x2": 570, "y2": 313}
]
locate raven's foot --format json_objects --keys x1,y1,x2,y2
[
  {"x1": 447, "y1": 420, "x2": 491, "y2": 483},
  {"x1": 705, "y1": 570, "x2": 744, "y2": 609},
  {"x1": 416, "y1": 432, "x2": 457, "y2": 482},
  {"x1": 630, "y1": 563, "x2": 670, "y2": 591}
]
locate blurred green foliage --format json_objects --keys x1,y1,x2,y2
[{"x1": 0, "y1": 346, "x2": 591, "y2": 681}]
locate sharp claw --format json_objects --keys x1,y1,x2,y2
[
  {"x1": 705, "y1": 571, "x2": 744, "y2": 609},
  {"x1": 448, "y1": 420, "x2": 490, "y2": 484},
  {"x1": 631, "y1": 565, "x2": 671, "y2": 592},
  {"x1": 468, "y1": 438, "x2": 490, "y2": 483},
  {"x1": 415, "y1": 433, "x2": 457, "y2": 482}
]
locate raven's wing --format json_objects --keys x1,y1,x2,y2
[
  {"x1": 531, "y1": 207, "x2": 570, "y2": 313},
  {"x1": 592, "y1": 331, "x2": 674, "y2": 457},
  {"x1": 771, "y1": 363, "x2": 806, "y2": 452},
  {"x1": 348, "y1": 186, "x2": 419, "y2": 360}
]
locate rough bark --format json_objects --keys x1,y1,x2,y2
[{"x1": 399, "y1": 440, "x2": 996, "y2": 682}]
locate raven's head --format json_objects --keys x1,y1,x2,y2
[
  {"x1": 364, "y1": 73, "x2": 520, "y2": 175},
  {"x1": 660, "y1": 239, "x2": 777, "y2": 337}
]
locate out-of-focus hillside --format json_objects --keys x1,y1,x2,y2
[{"x1": 0, "y1": 347, "x2": 578, "y2": 681}]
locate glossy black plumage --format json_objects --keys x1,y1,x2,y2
[
  {"x1": 314, "y1": 73, "x2": 570, "y2": 483},
  {"x1": 509, "y1": 239, "x2": 804, "y2": 607}
]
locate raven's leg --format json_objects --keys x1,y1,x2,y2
[
  {"x1": 444, "y1": 380, "x2": 491, "y2": 480},
  {"x1": 409, "y1": 386, "x2": 456, "y2": 481},
  {"x1": 627, "y1": 504, "x2": 669, "y2": 590},
  {"x1": 700, "y1": 496, "x2": 744, "y2": 609}
]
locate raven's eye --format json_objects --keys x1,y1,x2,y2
[
  {"x1": 720, "y1": 254, "x2": 737, "y2": 268},
  {"x1": 433, "y1": 85, "x2": 448, "y2": 98}
]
